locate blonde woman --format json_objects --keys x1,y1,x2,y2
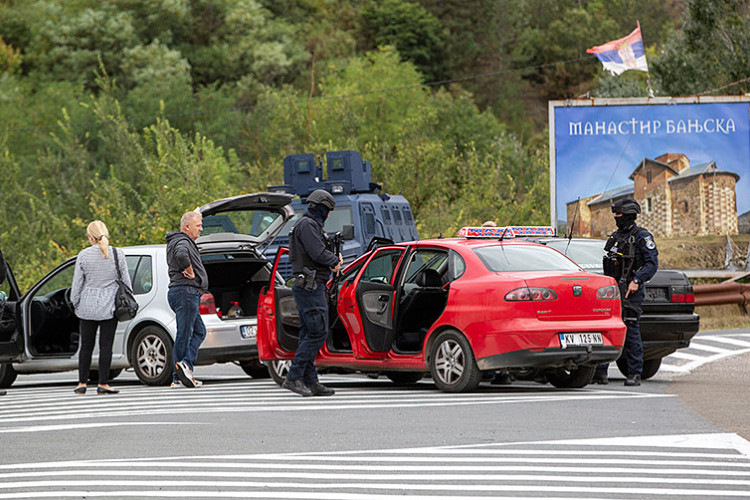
[{"x1": 70, "y1": 221, "x2": 132, "y2": 395}]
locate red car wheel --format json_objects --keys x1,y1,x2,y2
[{"x1": 429, "y1": 330, "x2": 482, "y2": 393}]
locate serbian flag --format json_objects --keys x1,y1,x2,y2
[{"x1": 587, "y1": 22, "x2": 649, "y2": 75}]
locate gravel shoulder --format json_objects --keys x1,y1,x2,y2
[{"x1": 668, "y1": 350, "x2": 750, "y2": 440}]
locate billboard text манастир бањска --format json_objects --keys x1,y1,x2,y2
[{"x1": 549, "y1": 97, "x2": 750, "y2": 240}]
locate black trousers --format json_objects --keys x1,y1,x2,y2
[{"x1": 78, "y1": 317, "x2": 117, "y2": 384}]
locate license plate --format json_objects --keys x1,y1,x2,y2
[
  {"x1": 240, "y1": 325, "x2": 257, "y2": 339},
  {"x1": 645, "y1": 287, "x2": 667, "y2": 301},
  {"x1": 559, "y1": 332, "x2": 603, "y2": 349}
]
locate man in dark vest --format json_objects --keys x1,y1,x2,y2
[
  {"x1": 283, "y1": 189, "x2": 342, "y2": 397},
  {"x1": 594, "y1": 198, "x2": 658, "y2": 386}
]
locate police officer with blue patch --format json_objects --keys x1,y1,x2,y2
[
  {"x1": 282, "y1": 189, "x2": 343, "y2": 397},
  {"x1": 594, "y1": 198, "x2": 658, "y2": 386}
]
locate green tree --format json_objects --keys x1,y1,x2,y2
[
  {"x1": 360, "y1": 0, "x2": 447, "y2": 81},
  {"x1": 652, "y1": 0, "x2": 750, "y2": 96}
]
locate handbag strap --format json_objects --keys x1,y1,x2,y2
[{"x1": 112, "y1": 246, "x2": 123, "y2": 281}]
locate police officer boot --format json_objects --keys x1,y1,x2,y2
[
  {"x1": 282, "y1": 378, "x2": 313, "y2": 396},
  {"x1": 624, "y1": 374, "x2": 641, "y2": 386},
  {"x1": 306, "y1": 381, "x2": 335, "y2": 396}
]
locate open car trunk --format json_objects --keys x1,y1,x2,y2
[{"x1": 201, "y1": 253, "x2": 273, "y2": 319}]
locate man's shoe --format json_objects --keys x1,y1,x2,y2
[
  {"x1": 592, "y1": 373, "x2": 609, "y2": 385},
  {"x1": 282, "y1": 378, "x2": 313, "y2": 397},
  {"x1": 0, "y1": 389, "x2": 7, "y2": 396},
  {"x1": 306, "y1": 381, "x2": 335, "y2": 396},
  {"x1": 176, "y1": 361, "x2": 197, "y2": 388},
  {"x1": 624, "y1": 374, "x2": 641, "y2": 386}
]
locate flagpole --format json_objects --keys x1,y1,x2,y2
[{"x1": 637, "y1": 20, "x2": 655, "y2": 98}]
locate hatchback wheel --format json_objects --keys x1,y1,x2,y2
[
  {"x1": 616, "y1": 356, "x2": 661, "y2": 380},
  {"x1": 131, "y1": 326, "x2": 173, "y2": 386},
  {"x1": 544, "y1": 364, "x2": 596, "y2": 388},
  {"x1": 429, "y1": 330, "x2": 482, "y2": 392},
  {"x1": 265, "y1": 360, "x2": 291, "y2": 386},
  {"x1": 0, "y1": 363, "x2": 17, "y2": 388}
]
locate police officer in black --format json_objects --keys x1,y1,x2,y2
[
  {"x1": 282, "y1": 189, "x2": 343, "y2": 397},
  {"x1": 594, "y1": 198, "x2": 658, "y2": 387}
]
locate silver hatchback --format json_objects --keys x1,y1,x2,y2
[{"x1": 0, "y1": 193, "x2": 294, "y2": 387}]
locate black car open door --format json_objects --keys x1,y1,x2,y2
[{"x1": 0, "y1": 260, "x2": 24, "y2": 362}]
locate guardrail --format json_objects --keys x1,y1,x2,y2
[{"x1": 693, "y1": 282, "x2": 750, "y2": 309}]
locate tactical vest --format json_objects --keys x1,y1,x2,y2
[{"x1": 602, "y1": 225, "x2": 644, "y2": 283}]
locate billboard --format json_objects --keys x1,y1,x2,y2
[{"x1": 549, "y1": 97, "x2": 750, "y2": 239}]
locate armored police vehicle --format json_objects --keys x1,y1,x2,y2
[{"x1": 263, "y1": 150, "x2": 419, "y2": 278}]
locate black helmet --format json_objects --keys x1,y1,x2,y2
[
  {"x1": 611, "y1": 198, "x2": 641, "y2": 215},
  {"x1": 306, "y1": 189, "x2": 335, "y2": 210}
]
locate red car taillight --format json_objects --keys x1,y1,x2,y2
[
  {"x1": 505, "y1": 287, "x2": 558, "y2": 301},
  {"x1": 199, "y1": 293, "x2": 222, "y2": 317},
  {"x1": 596, "y1": 285, "x2": 620, "y2": 300}
]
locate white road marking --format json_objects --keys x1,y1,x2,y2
[
  {"x1": 684, "y1": 342, "x2": 732, "y2": 354},
  {"x1": 0, "y1": 383, "x2": 670, "y2": 425},
  {"x1": 1, "y1": 433, "x2": 749, "y2": 499},
  {"x1": 667, "y1": 351, "x2": 704, "y2": 361},
  {"x1": 0, "y1": 422, "x2": 199, "y2": 434},
  {"x1": 697, "y1": 336, "x2": 750, "y2": 348}
]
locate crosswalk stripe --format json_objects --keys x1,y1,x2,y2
[
  {"x1": 0, "y1": 433, "x2": 749, "y2": 498},
  {"x1": 697, "y1": 336, "x2": 750, "y2": 348},
  {"x1": 683, "y1": 342, "x2": 732, "y2": 354}
]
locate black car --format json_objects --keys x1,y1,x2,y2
[{"x1": 528, "y1": 237, "x2": 700, "y2": 379}]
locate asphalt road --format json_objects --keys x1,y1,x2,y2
[{"x1": 1, "y1": 328, "x2": 749, "y2": 498}]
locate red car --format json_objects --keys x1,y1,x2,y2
[{"x1": 257, "y1": 228, "x2": 627, "y2": 392}]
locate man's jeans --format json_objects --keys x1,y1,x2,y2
[
  {"x1": 287, "y1": 283, "x2": 328, "y2": 383},
  {"x1": 167, "y1": 285, "x2": 207, "y2": 383}
]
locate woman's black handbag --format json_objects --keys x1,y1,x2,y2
[{"x1": 112, "y1": 247, "x2": 139, "y2": 321}]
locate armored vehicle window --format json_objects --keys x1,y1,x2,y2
[
  {"x1": 392, "y1": 207, "x2": 403, "y2": 225},
  {"x1": 381, "y1": 206, "x2": 391, "y2": 223},
  {"x1": 403, "y1": 207, "x2": 413, "y2": 224}
]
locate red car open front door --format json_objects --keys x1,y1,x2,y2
[
  {"x1": 338, "y1": 247, "x2": 405, "y2": 358},
  {"x1": 0, "y1": 260, "x2": 24, "y2": 364},
  {"x1": 257, "y1": 248, "x2": 298, "y2": 361}
]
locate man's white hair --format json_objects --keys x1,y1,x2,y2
[{"x1": 180, "y1": 211, "x2": 202, "y2": 229}]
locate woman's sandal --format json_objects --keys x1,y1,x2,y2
[{"x1": 73, "y1": 386, "x2": 86, "y2": 395}]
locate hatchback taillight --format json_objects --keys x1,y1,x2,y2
[
  {"x1": 505, "y1": 287, "x2": 558, "y2": 301},
  {"x1": 199, "y1": 293, "x2": 222, "y2": 317},
  {"x1": 596, "y1": 285, "x2": 620, "y2": 300}
]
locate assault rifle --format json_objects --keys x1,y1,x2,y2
[{"x1": 326, "y1": 231, "x2": 343, "y2": 306}]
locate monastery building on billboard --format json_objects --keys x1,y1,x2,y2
[{"x1": 567, "y1": 153, "x2": 739, "y2": 238}]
